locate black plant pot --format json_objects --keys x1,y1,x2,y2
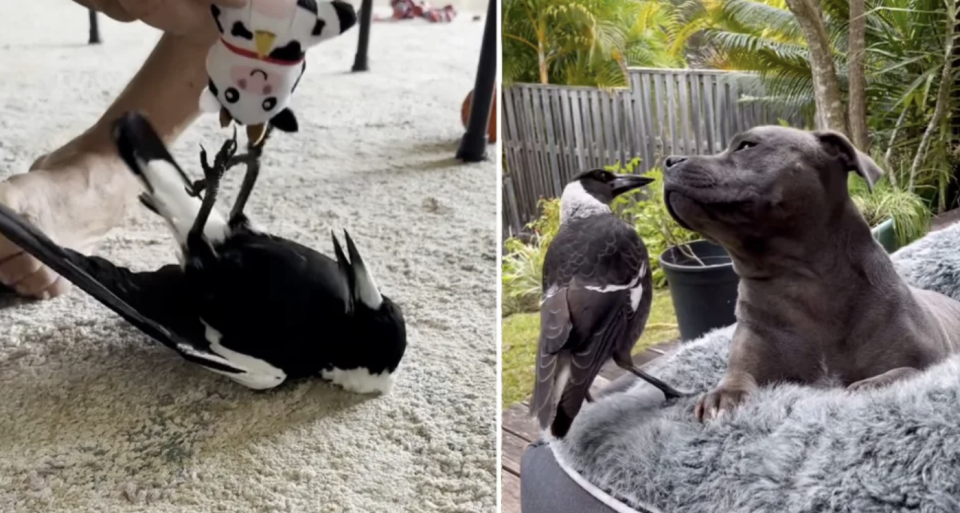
[{"x1": 660, "y1": 240, "x2": 739, "y2": 342}]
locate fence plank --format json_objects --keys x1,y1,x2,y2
[
  {"x1": 665, "y1": 73, "x2": 678, "y2": 159},
  {"x1": 702, "y1": 74, "x2": 716, "y2": 153},
  {"x1": 623, "y1": 79, "x2": 638, "y2": 163},
  {"x1": 638, "y1": 73, "x2": 656, "y2": 171},
  {"x1": 653, "y1": 73, "x2": 667, "y2": 165},
  {"x1": 602, "y1": 92, "x2": 618, "y2": 166},
  {"x1": 557, "y1": 89, "x2": 574, "y2": 179},
  {"x1": 577, "y1": 89, "x2": 594, "y2": 168},
  {"x1": 678, "y1": 72, "x2": 691, "y2": 155},
  {"x1": 613, "y1": 92, "x2": 627, "y2": 167},
  {"x1": 519, "y1": 87, "x2": 543, "y2": 214},
  {"x1": 541, "y1": 88, "x2": 563, "y2": 196},
  {"x1": 571, "y1": 90, "x2": 586, "y2": 171},
  {"x1": 689, "y1": 72, "x2": 703, "y2": 154},
  {"x1": 504, "y1": 175, "x2": 522, "y2": 235},
  {"x1": 590, "y1": 89, "x2": 605, "y2": 169}
]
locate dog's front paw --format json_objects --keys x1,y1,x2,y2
[{"x1": 695, "y1": 387, "x2": 750, "y2": 423}]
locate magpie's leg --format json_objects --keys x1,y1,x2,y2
[
  {"x1": 614, "y1": 357, "x2": 690, "y2": 400},
  {"x1": 227, "y1": 125, "x2": 273, "y2": 224},
  {"x1": 585, "y1": 391, "x2": 595, "y2": 403},
  {"x1": 188, "y1": 131, "x2": 238, "y2": 245},
  {"x1": 194, "y1": 128, "x2": 240, "y2": 198}
]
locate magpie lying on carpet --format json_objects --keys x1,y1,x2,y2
[{"x1": 0, "y1": 112, "x2": 406, "y2": 394}]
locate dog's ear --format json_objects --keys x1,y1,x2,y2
[{"x1": 814, "y1": 130, "x2": 883, "y2": 192}]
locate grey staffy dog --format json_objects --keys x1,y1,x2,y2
[{"x1": 662, "y1": 126, "x2": 960, "y2": 422}]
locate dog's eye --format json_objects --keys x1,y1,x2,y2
[{"x1": 736, "y1": 141, "x2": 756, "y2": 152}]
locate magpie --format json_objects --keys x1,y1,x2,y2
[
  {"x1": 531, "y1": 169, "x2": 690, "y2": 438},
  {"x1": 0, "y1": 112, "x2": 406, "y2": 394}
]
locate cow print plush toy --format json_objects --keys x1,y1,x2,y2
[{"x1": 199, "y1": 0, "x2": 358, "y2": 144}]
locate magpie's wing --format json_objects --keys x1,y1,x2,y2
[
  {"x1": 0, "y1": 204, "x2": 249, "y2": 376},
  {"x1": 530, "y1": 283, "x2": 572, "y2": 427},
  {"x1": 531, "y1": 215, "x2": 652, "y2": 435},
  {"x1": 549, "y1": 286, "x2": 631, "y2": 436},
  {"x1": 544, "y1": 215, "x2": 649, "y2": 295}
]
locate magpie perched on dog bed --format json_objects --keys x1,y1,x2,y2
[
  {"x1": 0, "y1": 112, "x2": 406, "y2": 394},
  {"x1": 532, "y1": 169, "x2": 690, "y2": 439}
]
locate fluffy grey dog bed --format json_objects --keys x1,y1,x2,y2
[{"x1": 540, "y1": 221, "x2": 960, "y2": 513}]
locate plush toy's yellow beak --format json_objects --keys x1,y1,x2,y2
[{"x1": 254, "y1": 30, "x2": 276, "y2": 58}]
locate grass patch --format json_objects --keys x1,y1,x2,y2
[{"x1": 501, "y1": 288, "x2": 679, "y2": 409}]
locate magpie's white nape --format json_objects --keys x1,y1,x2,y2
[
  {"x1": 559, "y1": 169, "x2": 654, "y2": 224},
  {"x1": 0, "y1": 111, "x2": 407, "y2": 394}
]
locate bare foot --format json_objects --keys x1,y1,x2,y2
[{"x1": 0, "y1": 142, "x2": 139, "y2": 299}]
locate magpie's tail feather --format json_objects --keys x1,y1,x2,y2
[
  {"x1": 0, "y1": 204, "x2": 249, "y2": 376},
  {"x1": 0, "y1": 203, "x2": 180, "y2": 343},
  {"x1": 550, "y1": 381, "x2": 590, "y2": 439},
  {"x1": 111, "y1": 111, "x2": 228, "y2": 246}
]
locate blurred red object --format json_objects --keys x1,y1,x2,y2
[{"x1": 461, "y1": 87, "x2": 498, "y2": 144}]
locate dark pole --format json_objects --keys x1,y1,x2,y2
[
  {"x1": 88, "y1": 9, "x2": 101, "y2": 44},
  {"x1": 456, "y1": 0, "x2": 497, "y2": 163},
  {"x1": 351, "y1": 0, "x2": 373, "y2": 72}
]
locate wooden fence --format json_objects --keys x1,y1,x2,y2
[{"x1": 501, "y1": 68, "x2": 803, "y2": 236}]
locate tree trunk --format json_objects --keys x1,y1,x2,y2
[
  {"x1": 784, "y1": 0, "x2": 849, "y2": 135},
  {"x1": 848, "y1": 0, "x2": 869, "y2": 150},
  {"x1": 909, "y1": 6, "x2": 956, "y2": 192},
  {"x1": 538, "y1": 39, "x2": 548, "y2": 84}
]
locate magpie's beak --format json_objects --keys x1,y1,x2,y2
[{"x1": 611, "y1": 174, "x2": 655, "y2": 197}]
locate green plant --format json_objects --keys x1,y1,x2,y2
[
  {"x1": 850, "y1": 174, "x2": 931, "y2": 247},
  {"x1": 501, "y1": 198, "x2": 561, "y2": 316}
]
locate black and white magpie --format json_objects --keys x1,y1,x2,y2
[
  {"x1": 531, "y1": 169, "x2": 690, "y2": 438},
  {"x1": 0, "y1": 112, "x2": 406, "y2": 394}
]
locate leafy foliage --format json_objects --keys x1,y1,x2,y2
[
  {"x1": 675, "y1": 0, "x2": 960, "y2": 213},
  {"x1": 850, "y1": 170, "x2": 931, "y2": 247},
  {"x1": 501, "y1": 198, "x2": 560, "y2": 316},
  {"x1": 502, "y1": 0, "x2": 685, "y2": 87}
]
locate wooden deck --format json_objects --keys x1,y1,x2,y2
[{"x1": 501, "y1": 340, "x2": 679, "y2": 513}]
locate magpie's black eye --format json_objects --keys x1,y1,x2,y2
[
  {"x1": 225, "y1": 88, "x2": 240, "y2": 104},
  {"x1": 262, "y1": 97, "x2": 277, "y2": 111},
  {"x1": 736, "y1": 141, "x2": 757, "y2": 152}
]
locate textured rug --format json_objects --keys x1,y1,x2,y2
[
  {"x1": 555, "y1": 221, "x2": 960, "y2": 513},
  {"x1": 0, "y1": 2, "x2": 497, "y2": 512}
]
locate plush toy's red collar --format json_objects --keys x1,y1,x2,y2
[{"x1": 220, "y1": 38, "x2": 305, "y2": 66}]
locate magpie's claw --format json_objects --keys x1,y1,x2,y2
[
  {"x1": 190, "y1": 179, "x2": 207, "y2": 198},
  {"x1": 199, "y1": 145, "x2": 214, "y2": 177}
]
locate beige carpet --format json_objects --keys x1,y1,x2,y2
[{"x1": 0, "y1": 2, "x2": 497, "y2": 512}]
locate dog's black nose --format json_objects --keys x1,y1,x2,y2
[{"x1": 664, "y1": 156, "x2": 688, "y2": 168}]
